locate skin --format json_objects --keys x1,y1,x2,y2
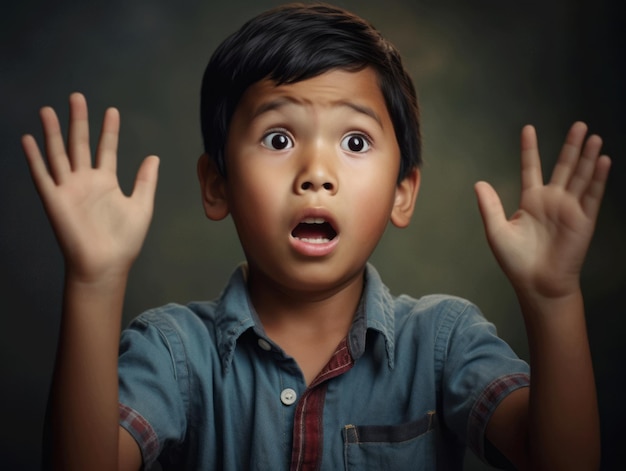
[
  {"x1": 478, "y1": 122, "x2": 610, "y2": 469},
  {"x1": 198, "y1": 69, "x2": 419, "y2": 384},
  {"x1": 22, "y1": 67, "x2": 610, "y2": 470},
  {"x1": 22, "y1": 95, "x2": 153, "y2": 470}
]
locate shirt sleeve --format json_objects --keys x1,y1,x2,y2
[
  {"x1": 118, "y1": 306, "x2": 191, "y2": 467},
  {"x1": 435, "y1": 299, "x2": 530, "y2": 465}
]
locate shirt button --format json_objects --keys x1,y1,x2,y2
[
  {"x1": 257, "y1": 338, "x2": 272, "y2": 351},
  {"x1": 280, "y1": 388, "x2": 297, "y2": 406}
]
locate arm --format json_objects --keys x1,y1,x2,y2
[
  {"x1": 23, "y1": 93, "x2": 159, "y2": 470},
  {"x1": 474, "y1": 122, "x2": 610, "y2": 470}
]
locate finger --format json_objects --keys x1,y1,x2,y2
[
  {"x1": 21, "y1": 134, "x2": 55, "y2": 195},
  {"x1": 131, "y1": 155, "x2": 160, "y2": 208},
  {"x1": 519, "y1": 124, "x2": 543, "y2": 191},
  {"x1": 474, "y1": 181, "x2": 507, "y2": 241},
  {"x1": 96, "y1": 107, "x2": 120, "y2": 172},
  {"x1": 549, "y1": 121, "x2": 587, "y2": 187},
  {"x1": 567, "y1": 134, "x2": 603, "y2": 197},
  {"x1": 581, "y1": 155, "x2": 611, "y2": 221},
  {"x1": 40, "y1": 106, "x2": 71, "y2": 182},
  {"x1": 67, "y1": 92, "x2": 92, "y2": 170}
]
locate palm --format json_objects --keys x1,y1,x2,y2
[
  {"x1": 475, "y1": 123, "x2": 611, "y2": 298},
  {"x1": 22, "y1": 93, "x2": 159, "y2": 281}
]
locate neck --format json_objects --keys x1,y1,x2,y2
[{"x1": 247, "y1": 265, "x2": 365, "y2": 336}]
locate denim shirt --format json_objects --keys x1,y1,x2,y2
[{"x1": 118, "y1": 263, "x2": 530, "y2": 470}]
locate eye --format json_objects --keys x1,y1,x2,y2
[
  {"x1": 340, "y1": 133, "x2": 371, "y2": 153},
  {"x1": 262, "y1": 131, "x2": 293, "y2": 150}
]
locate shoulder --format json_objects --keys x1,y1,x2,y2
[
  {"x1": 120, "y1": 301, "x2": 221, "y2": 360},
  {"x1": 124, "y1": 301, "x2": 219, "y2": 339},
  {"x1": 128, "y1": 301, "x2": 219, "y2": 331},
  {"x1": 364, "y1": 264, "x2": 484, "y2": 350},
  {"x1": 393, "y1": 293, "x2": 483, "y2": 332},
  {"x1": 391, "y1": 293, "x2": 507, "y2": 367},
  {"x1": 397, "y1": 293, "x2": 476, "y2": 311}
]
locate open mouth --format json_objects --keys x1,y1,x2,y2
[{"x1": 291, "y1": 217, "x2": 338, "y2": 244}]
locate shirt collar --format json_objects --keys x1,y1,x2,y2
[
  {"x1": 215, "y1": 263, "x2": 396, "y2": 372},
  {"x1": 348, "y1": 264, "x2": 396, "y2": 369}
]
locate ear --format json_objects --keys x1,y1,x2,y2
[
  {"x1": 390, "y1": 168, "x2": 420, "y2": 228},
  {"x1": 197, "y1": 153, "x2": 230, "y2": 220}
]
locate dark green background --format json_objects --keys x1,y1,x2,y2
[{"x1": 1, "y1": 1, "x2": 624, "y2": 469}]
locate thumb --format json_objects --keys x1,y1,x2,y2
[
  {"x1": 132, "y1": 155, "x2": 160, "y2": 205},
  {"x1": 474, "y1": 181, "x2": 507, "y2": 240}
]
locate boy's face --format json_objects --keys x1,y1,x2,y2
[{"x1": 201, "y1": 68, "x2": 419, "y2": 296}]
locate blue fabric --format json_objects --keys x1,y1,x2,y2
[{"x1": 118, "y1": 263, "x2": 529, "y2": 470}]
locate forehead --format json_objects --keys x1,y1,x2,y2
[{"x1": 233, "y1": 67, "x2": 393, "y2": 129}]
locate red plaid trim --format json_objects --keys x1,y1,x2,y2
[
  {"x1": 468, "y1": 373, "x2": 530, "y2": 458},
  {"x1": 119, "y1": 403, "x2": 160, "y2": 465},
  {"x1": 290, "y1": 338, "x2": 354, "y2": 471}
]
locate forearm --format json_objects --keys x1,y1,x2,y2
[
  {"x1": 48, "y1": 271, "x2": 128, "y2": 471},
  {"x1": 519, "y1": 288, "x2": 600, "y2": 470}
]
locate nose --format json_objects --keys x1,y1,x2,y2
[{"x1": 293, "y1": 143, "x2": 338, "y2": 195}]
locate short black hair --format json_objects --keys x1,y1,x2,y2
[{"x1": 200, "y1": 2, "x2": 421, "y2": 182}]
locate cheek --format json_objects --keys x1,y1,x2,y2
[
  {"x1": 227, "y1": 169, "x2": 285, "y2": 236},
  {"x1": 346, "y1": 180, "x2": 397, "y2": 240}
]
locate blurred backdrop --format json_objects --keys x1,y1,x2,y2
[{"x1": 1, "y1": 0, "x2": 624, "y2": 469}]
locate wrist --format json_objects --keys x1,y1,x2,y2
[
  {"x1": 510, "y1": 270, "x2": 581, "y2": 304},
  {"x1": 63, "y1": 267, "x2": 130, "y2": 315},
  {"x1": 64, "y1": 260, "x2": 132, "y2": 288},
  {"x1": 515, "y1": 287, "x2": 586, "y2": 340}
]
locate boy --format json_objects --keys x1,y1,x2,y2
[{"x1": 22, "y1": 3, "x2": 610, "y2": 470}]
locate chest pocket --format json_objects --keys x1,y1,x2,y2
[{"x1": 342, "y1": 411, "x2": 436, "y2": 470}]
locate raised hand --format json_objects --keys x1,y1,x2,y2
[
  {"x1": 474, "y1": 122, "x2": 611, "y2": 299},
  {"x1": 22, "y1": 93, "x2": 159, "y2": 282}
]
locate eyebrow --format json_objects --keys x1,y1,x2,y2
[
  {"x1": 339, "y1": 100, "x2": 383, "y2": 128},
  {"x1": 251, "y1": 97, "x2": 384, "y2": 128}
]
